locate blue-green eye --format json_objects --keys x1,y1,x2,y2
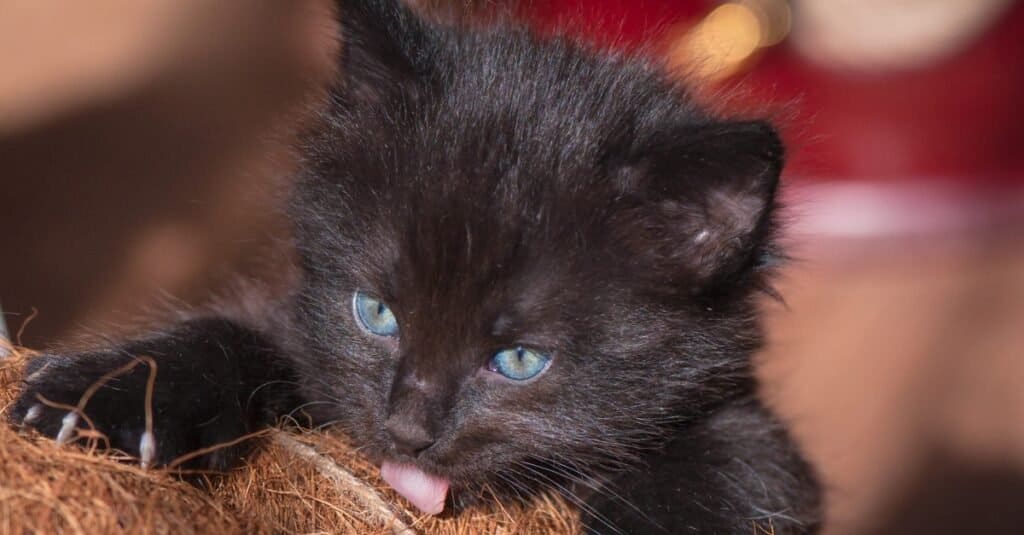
[
  {"x1": 353, "y1": 292, "x2": 399, "y2": 337},
  {"x1": 488, "y1": 347, "x2": 551, "y2": 381}
]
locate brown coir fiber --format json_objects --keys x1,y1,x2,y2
[{"x1": 0, "y1": 347, "x2": 581, "y2": 534}]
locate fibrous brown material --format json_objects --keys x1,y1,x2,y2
[{"x1": 0, "y1": 347, "x2": 581, "y2": 534}]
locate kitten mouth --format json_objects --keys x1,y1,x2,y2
[{"x1": 380, "y1": 461, "x2": 450, "y2": 515}]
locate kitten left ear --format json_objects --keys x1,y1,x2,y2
[
  {"x1": 331, "y1": 0, "x2": 435, "y2": 104},
  {"x1": 610, "y1": 120, "x2": 783, "y2": 287}
]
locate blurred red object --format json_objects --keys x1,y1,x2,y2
[
  {"x1": 747, "y1": 2, "x2": 1024, "y2": 185},
  {"x1": 526, "y1": 0, "x2": 700, "y2": 48},
  {"x1": 526, "y1": 0, "x2": 1024, "y2": 186}
]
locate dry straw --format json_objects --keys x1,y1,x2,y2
[{"x1": 0, "y1": 344, "x2": 581, "y2": 534}]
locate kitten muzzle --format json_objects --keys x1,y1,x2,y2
[{"x1": 380, "y1": 461, "x2": 450, "y2": 515}]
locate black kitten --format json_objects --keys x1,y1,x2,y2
[{"x1": 10, "y1": 1, "x2": 820, "y2": 532}]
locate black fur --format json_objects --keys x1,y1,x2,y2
[{"x1": 10, "y1": 1, "x2": 821, "y2": 532}]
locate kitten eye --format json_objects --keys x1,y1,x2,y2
[
  {"x1": 488, "y1": 346, "x2": 551, "y2": 381},
  {"x1": 353, "y1": 292, "x2": 399, "y2": 337}
]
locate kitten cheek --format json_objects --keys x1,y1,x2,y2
[
  {"x1": 376, "y1": 336, "x2": 400, "y2": 353},
  {"x1": 350, "y1": 332, "x2": 398, "y2": 357}
]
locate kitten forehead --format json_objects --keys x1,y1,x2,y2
[{"x1": 309, "y1": 28, "x2": 708, "y2": 196}]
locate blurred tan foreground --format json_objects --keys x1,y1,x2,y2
[
  {"x1": 2, "y1": 1, "x2": 1023, "y2": 533},
  {"x1": 761, "y1": 236, "x2": 1024, "y2": 534}
]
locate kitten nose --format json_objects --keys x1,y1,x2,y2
[{"x1": 385, "y1": 414, "x2": 436, "y2": 456}]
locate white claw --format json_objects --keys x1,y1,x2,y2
[
  {"x1": 55, "y1": 411, "x2": 79, "y2": 445},
  {"x1": 23, "y1": 404, "x2": 42, "y2": 425},
  {"x1": 139, "y1": 431, "x2": 157, "y2": 469}
]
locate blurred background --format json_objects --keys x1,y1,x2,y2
[{"x1": 1, "y1": 0, "x2": 1022, "y2": 533}]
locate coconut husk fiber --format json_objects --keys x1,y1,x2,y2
[{"x1": 0, "y1": 345, "x2": 581, "y2": 534}]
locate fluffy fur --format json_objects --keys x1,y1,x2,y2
[{"x1": 10, "y1": 1, "x2": 820, "y2": 533}]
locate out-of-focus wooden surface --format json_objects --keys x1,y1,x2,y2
[
  {"x1": 0, "y1": 0, "x2": 335, "y2": 343},
  {"x1": 2, "y1": 2, "x2": 1024, "y2": 534},
  {"x1": 0, "y1": 0, "x2": 336, "y2": 135}
]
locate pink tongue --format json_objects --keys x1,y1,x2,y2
[{"x1": 380, "y1": 461, "x2": 450, "y2": 515}]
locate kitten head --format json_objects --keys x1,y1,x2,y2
[{"x1": 288, "y1": 0, "x2": 782, "y2": 506}]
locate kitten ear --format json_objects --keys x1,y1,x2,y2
[
  {"x1": 331, "y1": 0, "x2": 435, "y2": 103},
  {"x1": 611, "y1": 120, "x2": 782, "y2": 288}
]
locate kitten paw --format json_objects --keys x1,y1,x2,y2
[
  {"x1": 10, "y1": 353, "x2": 158, "y2": 464},
  {"x1": 9, "y1": 343, "x2": 263, "y2": 471},
  {"x1": 7, "y1": 319, "x2": 293, "y2": 471}
]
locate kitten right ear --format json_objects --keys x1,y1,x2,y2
[
  {"x1": 331, "y1": 0, "x2": 435, "y2": 103},
  {"x1": 608, "y1": 120, "x2": 783, "y2": 291}
]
